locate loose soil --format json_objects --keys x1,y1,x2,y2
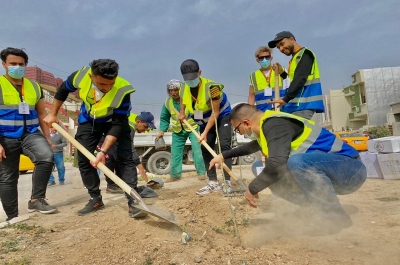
[{"x1": 1, "y1": 166, "x2": 400, "y2": 265}]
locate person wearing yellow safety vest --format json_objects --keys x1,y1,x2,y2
[
  {"x1": 178, "y1": 59, "x2": 233, "y2": 196},
  {"x1": 268, "y1": 31, "x2": 325, "y2": 119},
  {"x1": 210, "y1": 104, "x2": 367, "y2": 235},
  {"x1": 0, "y1": 47, "x2": 57, "y2": 221},
  {"x1": 248, "y1": 46, "x2": 288, "y2": 112},
  {"x1": 156, "y1": 80, "x2": 206, "y2": 182},
  {"x1": 44, "y1": 59, "x2": 143, "y2": 218}
]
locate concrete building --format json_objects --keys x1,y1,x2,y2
[{"x1": 319, "y1": 67, "x2": 400, "y2": 131}]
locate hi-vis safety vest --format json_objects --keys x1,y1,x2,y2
[
  {"x1": 72, "y1": 66, "x2": 135, "y2": 123},
  {"x1": 164, "y1": 97, "x2": 198, "y2": 133},
  {"x1": 250, "y1": 69, "x2": 286, "y2": 112},
  {"x1": 257, "y1": 111, "x2": 358, "y2": 158},
  {"x1": 179, "y1": 77, "x2": 231, "y2": 126},
  {"x1": 285, "y1": 47, "x2": 324, "y2": 113},
  {"x1": 128, "y1": 112, "x2": 138, "y2": 131},
  {"x1": 0, "y1": 76, "x2": 41, "y2": 138}
]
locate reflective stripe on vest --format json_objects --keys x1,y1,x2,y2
[
  {"x1": 164, "y1": 97, "x2": 198, "y2": 133},
  {"x1": 72, "y1": 66, "x2": 135, "y2": 121},
  {"x1": 258, "y1": 110, "x2": 358, "y2": 158},
  {"x1": 285, "y1": 47, "x2": 324, "y2": 113}
]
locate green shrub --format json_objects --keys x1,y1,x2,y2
[{"x1": 367, "y1": 126, "x2": 391, "y2": 138}]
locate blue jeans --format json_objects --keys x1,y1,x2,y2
[
  {"x1": 0, "y1": 131, "x2": 54, "y2": 219},
  {"x1": 268, "y1": 151, "x2": 367, "y2": 220},
  {"x1": 49, "y1": 153, "x2": 65, "y2": 182}
]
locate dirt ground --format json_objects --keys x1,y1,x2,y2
[{"x1": 1, "y1": 166, "x2": 400, "y2": 265}]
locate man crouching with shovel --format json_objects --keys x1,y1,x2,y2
[{"x1": 209, "y1": 103, "x2": 366, "y2": 234}]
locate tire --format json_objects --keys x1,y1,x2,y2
[
  {"x1": 239, "y1": 151, "x2": 262, "y2": 165},
  {"x1": 147, "y1": 151, "x2": 171, "y2": 175},
  {"x1": 19, "y1": 170, "x2": 28, "y2": 174}
]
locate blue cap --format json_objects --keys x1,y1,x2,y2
[{"x1": 138, "y1": 112, "x2": 156, "y2": 129}]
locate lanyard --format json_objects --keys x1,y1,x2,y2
[
  {"x1": 288, "y1": 47, "x2": 303, "y2": 76},
  {"x1": 261, "y1": 70, "x2": 272, "y2": 87}
]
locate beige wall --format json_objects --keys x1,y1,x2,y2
[{"x1": 329, "y1": 90, "x2": 351, "y2": 131}]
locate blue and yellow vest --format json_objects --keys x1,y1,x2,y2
[
  {"x1": 72, "y1": 67, "x2": 135, "y2": 124},
  {"x1": 250, "y1": 69, "x2": 286, "y2": 112},
  {"x1": 180, "y1": 77, "x2": 231, "y2": 127},
  {"x1": 285, "y1": 48, "x2": 324, "y2": 113},
  {"x1": 0, "y1": 76, "x2": 41, "y2": 138},
  {"x1": 257, "y1": 111, "x2": 358, "y2": 158},
  {"x1": 164, "y1": 96, "x2": 198, "y2": 133}
]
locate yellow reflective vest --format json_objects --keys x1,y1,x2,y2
[
  {"x1": 0, "y1": 76, "x2": 41, "y2": 138},
  {"x1": 285, "y1": 47, "x2": 324, "y2": 113},
  {"x1": 257, "y1": 111, "x2": 358, "y2": 158},
  {"x1": 164, "y1": 96, "x2": 198, "y2": 133},
  {"x1": 72, "y1": 66, "x2": 135, "y2": 122},
  {"x1": 250, "y1": 68, "x2": 285, "y2": 112}
]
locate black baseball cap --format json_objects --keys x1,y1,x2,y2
[
  {"x1": 268, "y1": 31, "x2": 295, "y2": 48},
  {"x1": 180, "y1": 59, "x2": 200, "y2": 81}
]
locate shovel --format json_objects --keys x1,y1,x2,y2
[
  {"x1": 172, "y1": 109, "x2": 247, "y2": 191},
  {"x1": 51, "y1": 123, "x2": 179, "y2": 224}
]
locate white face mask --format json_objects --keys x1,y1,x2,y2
[
  {"x1": 244, "y1": 126, "x2": 258, "y2": 140},
  {"x1": 92, "y1": 83, "x2": 104, "y2": 101}
]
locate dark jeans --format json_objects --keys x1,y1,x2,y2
[
  {"x1": 0, "y1": 131, "x2": 54, "y2": 219},
  {"x1": 269, "y1": 151, "x2": 367, "y2": 220},
  {"x1": 200, "y1": 115, "x2": 232, "y2": 181},
  {"x1": 75, "y1": 121, "x2": 137, "y2": 200}
]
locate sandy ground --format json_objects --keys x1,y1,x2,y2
[{"x1": 0, "y1": 163, "x2": 400, "y2": 265}]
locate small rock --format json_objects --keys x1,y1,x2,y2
[
  {"x1": 371, "y1": 221, "x2": 376, "y2": 224},
  {"x1": 194, "y1": 256, "x2": 202, "y2": 263},
  {"x1": 16, "y1": 235, "x2": 24, "y2": 240},
  {"x1": 347, "y1": 245, "x2": 354, "y2": 249}
]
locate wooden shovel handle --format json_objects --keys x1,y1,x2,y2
[{"x1": 173, "y1": 109, "x2": 240, "y2": 182}]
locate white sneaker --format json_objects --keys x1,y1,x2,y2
[{"x1": 196, "y1": 181, "x2": 221, "y2": 195}]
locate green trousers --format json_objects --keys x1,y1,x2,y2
[{"x1": 170, "y1": 128, "x2": 206, "y2": 178}]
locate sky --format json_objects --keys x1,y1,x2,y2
[{"x1": 0, "y1": 0, "x2": 399, "y2": 124}]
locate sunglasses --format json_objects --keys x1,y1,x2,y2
[
  {"x1": 257, "y1": 55, "x2": 271, "y2": 60},
  {"x1": 233, "y1": 122, "x2": 242, "y2": 133}
]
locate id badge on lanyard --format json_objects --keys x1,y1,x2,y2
[
  {"x1": 194, "y1": 110, "x2": 203, "y2": 120},
  {"x1": 19, "y1": 101, "x2": 30, "y2": 114}
]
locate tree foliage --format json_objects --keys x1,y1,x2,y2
[{"x1": 367, "y1": 126, "x2": 391, "y2": 139}]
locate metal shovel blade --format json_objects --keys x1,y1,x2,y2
[
  {"x1": 133, "y1": 202, "x2": 179, "y2": 224},
  {"x1": 128, "y1": 189, "x2": 179, "y2": 224}
]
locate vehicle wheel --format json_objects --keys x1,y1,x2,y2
[
  {"x1": 239, "y1": 151, "x2": 262, "y2": 165},
  {"x1": 147, "y1": 151, "x2": 171, "y2": 175},
  {"x1": 19, "y1": 170, "x2": 28, "y2": 174}
]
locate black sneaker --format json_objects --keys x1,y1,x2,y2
[
  {"x1": 59, "y1": 181, "x2": 65, "y2": 185},
  {"x1": 28, "y1": 198, "x2": 57, "y2": 214},
  {"x1": 78, "y1": 197, "x2": 104, "y2": 216},
  {"x1": 48, "y1": 181, "x2": 56, "y2": 186},
  {"x1": 106, "y1": 184, "x2": 124, "y2": 194},
  {"x1": 128, "y1": 205, "x2": 148, "y2": 218}
]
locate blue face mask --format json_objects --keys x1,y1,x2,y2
[
  {"x1": 259, "y1": 59, "x2": 271, "y2": 69},
  {"x1": 185, "y1": 77, "x2": 200, "y2": 88},
  {"x1": 7, "y1": 65, "x2": 26, "y2": 79}
]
